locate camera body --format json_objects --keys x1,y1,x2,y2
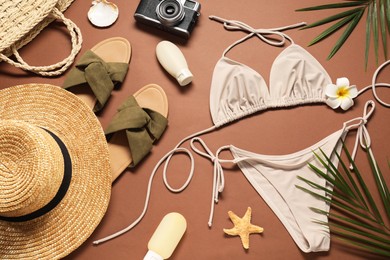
[{"x1": 134, "y1": 0, "x2": 201, "y2": 39}]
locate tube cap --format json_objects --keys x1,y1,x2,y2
[
  {"x1": 144, "y1": 250, "x2": 164, "y2": 260},
  {"x1": 176, "y1": 68, "x2": 193, "y2": 86}
]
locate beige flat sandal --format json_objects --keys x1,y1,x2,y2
[
  {"x1": 63, "y1": 37, "x2": 131, "y2": 112},
  {"x1": 105, "y1": 84, "x2": 169, "y2": 182}
]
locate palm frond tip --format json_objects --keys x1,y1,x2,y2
[
  {"x1": 296, "y1": 0, "x2": 390, "y2": 67},
  {"x1": 298, "y1": 143, "x2": 390, "y2": 257}
]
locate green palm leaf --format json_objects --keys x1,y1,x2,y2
[
  {"x1": 372, "y1": 0, "x2": 379, "y2": 64},
  {"x1": 302, "y1": 8, "x2": 363, "y2": 30},
  {"x1": 307, "y1": 11, "x2": 360, "y2": 46},
  {"x1": 312, "y1": 208, "x2": 390, "y2": 236},
  {"x1": 340, "y1": 238, "x2": 390, "y2": 257},
  {"x1": 365, "y1": 3, "x2": 373, "y2": 68},
  {"x1": 313, "y1": 149, "x2": 352, "y2": 193},
  {"x1": 298, "y1": 142, "x2": 390, "y2": 257},
  {"x1": 296, "y1": 177, "x2": 363, "y2": 211},
  {"x1": 333, "y1": 148, "x2": 368, "y2": 206},
  {"x1": 296, "y1": 0, "x2": 390, "y2": 68},
  {"x1": 379, "y1": 0, "x2": 388, "y2": 59},
  {"x1": 329, "y1": 9, "x2": 364, "y2": 59},
  {"x1": 330, "y1": 225, "x2": 390, "y2": 254},
  {"x1": 344, "y1": 144, "x2": 384, "y2": 224},
  {"x1": 296, "y1": 1, "x2": 368, "y2": 12},
  {"x1": 297, "y1": 183, "x2": 380, "y2": 222},
  {"x1": 386, "y1": 0, "x2": 390, "y2": 32},
  {"x1": 329, "y1": 222, "x2": 390, "y2": 249},
  {"x1": 367, "y1": 151, "x2": 390, "y2": 218}
]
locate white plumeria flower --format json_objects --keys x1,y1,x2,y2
[{"x1": 325, "y1": 77, "x2": 358, "y2": 110}]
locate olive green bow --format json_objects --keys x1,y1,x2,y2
[
  {"x1": 105, "y1": 96, "x2": 168, "y2": 167},
  {"x1": 63, "y1": 50, "x2": 129, "y2": 112}
]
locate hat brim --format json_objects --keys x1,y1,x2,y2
[{"x1": 0, "y1": 84, "x2": 111, "y2": 259}]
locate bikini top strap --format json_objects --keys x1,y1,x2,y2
[
  {"x1": 357, "y1": 60, "x2": 390, "y2": 107},
  {"x1": 209, "y1": 15, "x2": 306, "y2": 57}
]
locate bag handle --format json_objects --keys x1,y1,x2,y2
[{"x1": 0, "y1": 8, "x2": 82, "y2": 77}]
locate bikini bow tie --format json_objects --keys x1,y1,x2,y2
[
  {"x1": 343, "y1": 100, "x2": 376, "y2": 169},
  {"x1": 65, "y1": 50, "x2": 129, "y2": 112},
  {"x1": 190, "y1": 137, "x2": 231, "y2": 226},
  {"x1": 209, "y1": 15, "x2": 306, "y2": 47}
]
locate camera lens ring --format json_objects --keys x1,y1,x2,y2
[{"x1": 156, "y1": 0, "x2": 185, "y2": 27}]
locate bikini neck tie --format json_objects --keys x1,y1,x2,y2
[{"x1": 209, "y1": 15, "x2": 306, "y2": 55}]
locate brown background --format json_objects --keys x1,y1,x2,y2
[{"x1": 1, "y1": 0, "x2": 389, "y2": 259}]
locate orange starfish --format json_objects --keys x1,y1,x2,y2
[{"x1": 223, "y1": 207, "x2": 264, "y2": 249}]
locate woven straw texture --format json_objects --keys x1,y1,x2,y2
[
  {"x1": 0, "y1": 0, "x2": 74, "y2": 53},
  {"x1": 0, "y1": 121, "x2": 64, "y2": 218},
  {"x1": 0, "y1": 0, "x2": 80, "y2": 77},
  {"x1": 0, "y1": 84, "x2": 111, "y2": 259}
]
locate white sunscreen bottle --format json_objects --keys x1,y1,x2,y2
[
  {"x1": 156, "y1": 41, "x2": 193, "y2": 86},
  {"x1": 144, "y1": 212, "x2": 187, "y2": 260}
]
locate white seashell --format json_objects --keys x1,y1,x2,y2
[{"x1": 88, "y1": 0, "x2": 119, "y2": 28}]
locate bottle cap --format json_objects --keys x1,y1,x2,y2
[
  {"x1": 176, "y1": 68, "x2": 193, "y2": 86},
  {"x1": 144, "y1": 250, "x2": 164, "y2": 260}
]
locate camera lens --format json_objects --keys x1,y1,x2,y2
[{"x1": 156, "y1": 0, "x2": 185, "y2": 27}]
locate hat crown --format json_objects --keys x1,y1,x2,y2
[
  {"x1": 0, "y1": 84, "x2": 111, "y2": 259},
  {"x1": 0, "y1": 120, "x2": 64, "y2": 218}
]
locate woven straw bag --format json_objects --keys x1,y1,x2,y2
[{"x1": 0, "y1": 0, "x2": 82, "y2": 76}]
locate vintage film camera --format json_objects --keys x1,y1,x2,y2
[{"x1": 134, "y1": 0, "x2": 201, "y2": 39}]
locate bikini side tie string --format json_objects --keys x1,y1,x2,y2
[
  {"x1": 342, "y1": 100, "x2": 376, "y2": 169},
  {"x1": 190, "y1": 137, "x2": 232, "y2": 226},
  {"x1": 343, "y1": 100, "x2": 387, "y2": 194},
  {"x1": 209, "y1": 15, "x2": 306, "y2": 56},
  {"x1": 93, "y1": 126, "x2": 217, "y2": 245}
]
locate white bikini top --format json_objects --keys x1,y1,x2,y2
[{"x1": 209, "y1": 16, "x2": 332, "y2": 127}]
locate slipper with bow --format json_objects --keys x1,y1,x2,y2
[
  {"x1": 63, "y1": 37, "x2": 131, "y2": 112},
  {"x1": 105, "y1": 84, "x2": 169, "y2": 182}
]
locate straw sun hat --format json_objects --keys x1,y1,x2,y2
[{"x1": 0, "y1": 84, "x2": 111, "y2": 259}]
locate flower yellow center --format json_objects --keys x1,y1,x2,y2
[{"x1": 336, "y1": 86, "x2": 349, "y2": 98}]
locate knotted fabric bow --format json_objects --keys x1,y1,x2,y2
[
  {"x1": 105, "y1": 96, "x2": 168, "y2": 167},
  {"x1": 63, "y1": 50, "x2": 129, "y2": 112}
]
